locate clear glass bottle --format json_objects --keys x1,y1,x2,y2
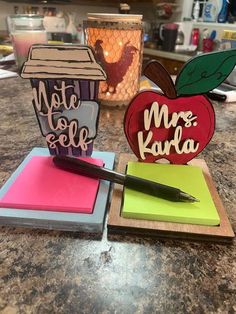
[
  {"x1": 10, "y1": 14, "x2": 47, "y2": 70},
  {"x1": 193, "y1": 0, "x2": 200, "y2": 21}
]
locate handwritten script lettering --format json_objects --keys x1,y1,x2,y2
[
  {"x1": 33, "y1": 80, "x2": 91, "y2": 150},
  {"x1": 138, "y1": 101, "x2": 199, "y2": 160}
]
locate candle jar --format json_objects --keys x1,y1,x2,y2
[
  {"x1": 84, "y1": 13, "x2": 143, "y2": 106},
  {"x1": 10, "y1": 15, "x2": 47, "y2": 70}
]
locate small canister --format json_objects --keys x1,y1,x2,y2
[
  {"x1": 84, "y1": 13, "x2": 143, "y2": 106},
  {"x1": 191, "y1": 28, "x2": 200, "y2": 46}
]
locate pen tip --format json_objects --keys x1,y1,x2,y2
[
  {"x1": 179, "y1": 191, "x2": 200, "y2": 203},
  {"x1": 190, "y1": 196, "x2": 200, "y2": 203}
]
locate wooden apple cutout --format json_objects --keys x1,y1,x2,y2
[
  {"x1": 125, "y1": 91, "x2": 214, "y2": 164},
  {"x1": 124, "y1": 49, "x2": 236, "y2": 164}
]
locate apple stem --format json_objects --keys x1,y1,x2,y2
[{"x1": 143, "y1": 60, "x2": 177, "y2": 99}]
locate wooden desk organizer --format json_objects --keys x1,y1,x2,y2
[{"x1": 107, "y1": 153, "x2": 235, "y2": 242}]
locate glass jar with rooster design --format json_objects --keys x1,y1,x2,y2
[{"x1": 84, "y1": 13, "x2": 143, "y2": 106}]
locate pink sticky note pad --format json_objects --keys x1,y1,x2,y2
[{"x1": 0, "y1": 156, "x2": 103, "y2": 213}]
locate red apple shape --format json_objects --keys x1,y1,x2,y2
[{"x1": 124, "y1": 90, "x2": 215, "y2": 164}]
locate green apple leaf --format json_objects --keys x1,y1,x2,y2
[{"x1": 175, "y1": 49, "x2": 236, "y2": 96}]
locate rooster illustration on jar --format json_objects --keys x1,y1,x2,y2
[
  {"x1": 94, "y1": 39, "x2": 138, "y2": 94},
  {"x1": 84, "y1": 13, "x2": 143, "y2": 106}
]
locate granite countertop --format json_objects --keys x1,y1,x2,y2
[{"x1": 0, "y1": 77, "x2": 236, "y2": 313}]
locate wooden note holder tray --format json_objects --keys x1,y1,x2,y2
[{"x1": 107, "y1": 153, "x2": 235, "y2": 243}]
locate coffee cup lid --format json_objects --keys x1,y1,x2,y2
[{"x1": 21, "y1": 44, "x2": 107, "y2": 80}]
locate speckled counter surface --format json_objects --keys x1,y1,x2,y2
[{"x1": 0, "y1": 77, "x2": 236, "y2": 314}]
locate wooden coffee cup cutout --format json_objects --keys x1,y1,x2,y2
[{"x1": 21, "y1": 44, "x2": 106, "y2": 156}]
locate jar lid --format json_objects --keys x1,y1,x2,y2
[
  {"x1": 10, "y1": 14, "x2": 44, "y2": 29},
  {"x1": 10, "y1": 14, "x2": 44, "y2": 20},
  {"x1": 87, "y1": 13, "x2": 142, "y2": 23}
]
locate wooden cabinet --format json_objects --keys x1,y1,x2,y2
[{"x1": 143, "y1": 54, "x2": 185, "y2": 75}]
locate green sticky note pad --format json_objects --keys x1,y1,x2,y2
[{"x1": 122, "y1": 162, "x2": 220, "y2": 226}]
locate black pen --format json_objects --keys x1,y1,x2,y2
[{"x1": 53, "y1": 155, "x2": 199, "y2": 203}]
